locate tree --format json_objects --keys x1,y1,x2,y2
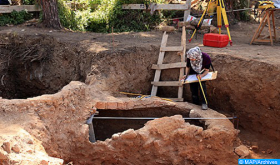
[{"x1": 39, "y1": 0, "x2": 62, "y2": 29}]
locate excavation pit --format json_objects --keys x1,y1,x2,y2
[
  {"x1": 0, "y1": 28, "x2": 280, "y2": 164},
  {"x1": 92, "y1": 107, "x2": 209, "y2": 141}
]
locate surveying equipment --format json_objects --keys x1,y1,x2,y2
[
  {"x1": 189, "y1": 0, "x2": 233, "y2": 46},
  {"x1": 255, "y1": 1, "x2": 275, "y2": 10},
  {"x1": 197, "y1": 75, "x2": 208, "y2": 105}
]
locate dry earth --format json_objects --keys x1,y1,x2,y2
[{"x1": 0, "y1": 18, "x2": 280, "y2": 164}]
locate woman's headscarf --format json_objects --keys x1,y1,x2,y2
[{"x1": 186, "y1": 46, "x2": 203, "y2": 73}]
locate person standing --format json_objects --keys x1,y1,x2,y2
[{"x1": 183, "y1": 46, "x2": 211, "y2": 110}]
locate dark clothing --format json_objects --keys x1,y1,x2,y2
[
  {"x1": 190, "y1": 81, "x2": 207, "y2": 105},
  {"x1": 187, "y1": 52, "x2": 211, "y2": 105},
  {"x1": 0, "y1": 0, "x2": 9, "y2": 5},
  {"x1": 187, "y1": 52, "x2": 211, "y2": 74}
]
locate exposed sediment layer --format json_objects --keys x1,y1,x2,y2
[
  {"x1": 0, "y1": 33, "x2": 279, "y2": 163},
  {"x1": 0, "y1": 81, "x2": 240, "y2": 164}
]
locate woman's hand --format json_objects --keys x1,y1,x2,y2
[{"x1": 182, "y1": 75, "x2": 187, "y2": 80}]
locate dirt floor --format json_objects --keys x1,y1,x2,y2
[{"x1": 0, "y1": 16, "x2": 280, "y2": 164}]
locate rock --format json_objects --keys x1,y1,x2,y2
[
  {"x1": 185, "y1": 25, "x2": 195, "y2": 30},
  {"x1": 120, "y1": 129, "x2": 137, "y2": 139},
  {"x1": 0, "y1": 150, "x2": 8, "y2": 160},
  {"x1": 190, "y1": 19, "x2": 209, "y2": 27},
  {"x1": 207, "y1": 144, "x2": 212, "y2": 149},
  {"x1": 12, "y1": 145, "x2": 20, "y2": 153},
  {"x1": 27, "y1": 139, "x2": 34, "y2": 144},
  {"x1": 190, "y1": 19, "x2": 199, "y2": 26},
  {"x1": 2, "y1": 141, "x2": 11, "y2": 153},
  {"x1": 235, "y1": 145, "x2": 250, "y2": 158},
  {"x1": 198, "y1": 29, "x2": 209, "y2": 34},
  {"x1": 40, "y1": 160, "x2": 49, "y2": 165},
  {"x1": 210, "y1": 26, "x2": 219, "y2": 33},
  {"x1": 251, "y1": 145, "x2": 259, "y2": 153},
  {"x1": 251, "y1": 142, "x2": 259, "y2": 153},
  {"x1": 112, "y1": 133, "x2": 120, "y2": 140},
  {"x1": 267, "y1": 149, "x2": 273, "y2": 154}
]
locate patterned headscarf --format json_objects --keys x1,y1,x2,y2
[{"x1": 186, "y1": 46, "x2": 203, "y2": 73}]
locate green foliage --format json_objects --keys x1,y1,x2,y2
[
  {"x1": 87, "y1": 0, "x2": 162, "y2": 32},
  {"x1": 233, "y1": 0, "x2": 251, "y2": 21},
  {"x1": 22, "y1": 0, "x2": 35, "y2": 5},
  {"x1": 0, "y1": 10, "x2": 33, "y2": 26},
  {"x1": 58, "y1": 0, "x2": 167, "y2": 32},
  {"x1": 240, "y1": 11, "x2": 250, "y2": 21},
  {"x1": 58, "y1": 0, "x2": 91, "y2": 31}
]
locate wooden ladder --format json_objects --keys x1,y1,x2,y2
[{"x1": 151, "y1": 26, "x2": 187, "y2": 102}]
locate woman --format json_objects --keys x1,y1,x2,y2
[{"x1": 184, "y1": 46, "x2": 211, "y2": 110}]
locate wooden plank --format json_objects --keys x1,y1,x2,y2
[
  {"x1": 160, "y1": 46, "x2": 183, "y2": 52},
  {"x1": 152, "y1": 62, "x2": 186, "y2": 70},
  {"x1": 250, "y1": 11, "x2": 268, "y2": 44},
  {"x1": 0, "y1": 5, "x2": 40, "y2": 13},
  {"x1": 156, "y1": 4, "x2": 189, "y2": 10},
  {"x1": 271, "y1": 11, "x2": 277, "y2": 41},
  {"x1": 257, "y1": 11, "x2": 269, "y2": 38},
  {"x1": 267, "y1": 11, "x2": 273, "y2": 46},
  {"x1": 254, "y1": 39, "x2": 272, "y2": 43},
  {"x1": 184, "y1": 10, "x2": 190, "y2": 22},
  {"x1": 151, "y1": 32, "x2": 168, "y2": 96},
  {"x1": 178, "y1": 26, "x2": 186, "y2": 99},
  {"x1": 122, "y1": 4, "x2": 146, "y2": 9},
  {"x1": 122, "y1": 4, "x2": 190, "y2": 10},
  {"x1": 151, "y1": 81, "x2": 182, "y2": 86}
]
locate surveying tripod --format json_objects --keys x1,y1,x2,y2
[{"x1": 189, "y1": 0, "x2": 233, "y2": 46}]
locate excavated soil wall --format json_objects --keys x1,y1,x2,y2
[
  {"x1": 0, "y1": 34, "x2": 87, "y2": 99},
  {"x1": 0, "y1": 34, "x2": 279, "y2": 163},
  {"x1": 208, "y1": 54, "x2": 280, "y2": 141},
  {"x1": 1, "y1": 34, "x2": 280, "y2": 141}
]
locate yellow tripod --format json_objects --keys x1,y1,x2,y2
[{"x1": 189, "y1": 0, "x2": 233, "y2": 46}]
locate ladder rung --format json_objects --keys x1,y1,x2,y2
[
  {"x1": 165, "y1": 98, "x2": 184, "y2": 102},
  {"x1": 160, "y1": 46, "x2": 183, "y2": 52},
  {"x1": 151, "y1": 81, "x2": 182, "y2": 86},
  {"x1": 254, "y1": 39, "x2": 272, "y2": 42},
  {"x1": 152, "y1": 62, "x2": 186, "y2": 70}
]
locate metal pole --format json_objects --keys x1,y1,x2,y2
[
  {"x1": 86, "y1": 114, "x2": 96, "y2": 143},
  {"x1": 92, "y1": 117, "x2": 236, "y2": 120}
]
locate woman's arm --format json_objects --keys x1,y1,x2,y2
[
  {"x1": 197, "y1": 69, "x2": 209, "y2": 79},
  {"x1": 182, "y1": 67, "x2": 190, "y2": 80},
  {"x1": 185, "y1": 67, "x2": 190, "y2": 76}
]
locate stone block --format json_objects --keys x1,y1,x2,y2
[
  {"x1": 95, "y1": 102, "x2": 106, "y2": 109},
  {"x1": 126, "y1": 101, "x2": 135, "y2": 109},
  {"x1": 12, "y1": 145, "x2": 20, "y2": 153},
  {"x1": 107, "y1": 102, "x2": 118, "y2": 109},
  {"x1": 0, "y1": 150, "x2": 8, "y2": 160},
  {"x1": 2, "y1": 142, "x2": 11, "y2": 153},
  {"x1": 120, "y1": 129, "x2": 137, "y2": 139},
  {"x1": 117, "y1": 102, "x2": 127, "y2": 109},
  {"x1": 235, "y1": 145, "x2": 250, "y2": 158}
]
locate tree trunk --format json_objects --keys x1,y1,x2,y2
[{"x1": 40, "y1": 0, "x2": 62, "y2": 29}]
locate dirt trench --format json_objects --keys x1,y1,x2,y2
[{"x1": 0, "y1": 33, "x2": 279, "y2": 164}]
